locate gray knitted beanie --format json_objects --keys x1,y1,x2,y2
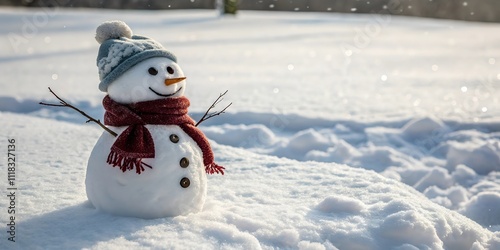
[{"x1": 95, "y1": 20, "x2": 177, "y2": 92}]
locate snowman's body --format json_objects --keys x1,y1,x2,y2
[
  {"x1": 85, "y1": 21, "x2": 221, "y2": 219},
  {"x1": 86, "y1": 125, "x2": 207, "y2": 219}
]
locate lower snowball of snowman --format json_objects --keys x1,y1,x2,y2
[{"x1": 86, "y1": 125, "x2": 207, "y2": 219}]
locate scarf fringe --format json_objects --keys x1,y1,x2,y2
[
  {"x1": 107, "y1": 151, "x2": 153, "y2": 174},
  {"x1": 205, "y1": 163, "x2": 225, "y2": 175}
]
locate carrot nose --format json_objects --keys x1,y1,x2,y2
[{"x1": 164, "y1": 77, "x2": 186, "y2": 86}]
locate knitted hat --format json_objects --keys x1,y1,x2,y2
[{"x1": 95, "y1": 20, "x2": 177, "y2": 92}]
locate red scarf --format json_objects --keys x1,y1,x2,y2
[{"x1": 102, "y1": 95, "x2": 224, "y2": 175}]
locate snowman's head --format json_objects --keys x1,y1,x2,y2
[
  {"x1": 95, "y1": 21, "x2": 185, "y2": 104},
  {"x1": 107, "y1": 57, "x2": 186, "y2": 104}
]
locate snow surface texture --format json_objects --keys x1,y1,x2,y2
[
  {"x1": 2, "y1": 113, "x2": 499, "y2": 249},
  {"x1": 1, "y1": 8, "x2": 500, "y2": 249}
]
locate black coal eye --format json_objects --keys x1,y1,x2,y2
[
  {"x1": 167, "y1": 66, "x2": 175, "y2": 74},
  {"x1": 148, "y1": 67, "x2": 158, "y2": 75}
]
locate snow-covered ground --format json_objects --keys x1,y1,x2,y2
[{"x1": 1, "y1": 7, "x2": 500, "y2": 249}]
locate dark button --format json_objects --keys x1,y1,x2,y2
[
  {"x1": 179, "y1": 157, "x2": 189, "y2": 168},
  {"x1": 180, "y1": 177, "x2": 190, "y2": 188},
  {"x1": 169, "y1": 134, "x2": 179, "y2": 143}
]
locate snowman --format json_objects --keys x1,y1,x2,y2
[{"x1": 86, "y1": 21, "x2": 224, "y2": 219}]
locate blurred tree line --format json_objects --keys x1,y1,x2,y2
[{"x1": 2, "y1": 0, "x2": 499, "y2": 22}]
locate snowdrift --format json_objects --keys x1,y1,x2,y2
[
  {"x1": 1, "y1": 112, "x2": 499, "y2": 249},
  {"x1": 1, "y1": 7, "x2": 500, "y2": 249}
]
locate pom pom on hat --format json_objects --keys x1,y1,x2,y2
[{"x1": 95, "y1": 20, "x2": 133, "y2": 44}]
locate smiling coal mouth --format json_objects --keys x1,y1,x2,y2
[{"x1": 149, "y1": 86, "x2": 183, "y2": 97}]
